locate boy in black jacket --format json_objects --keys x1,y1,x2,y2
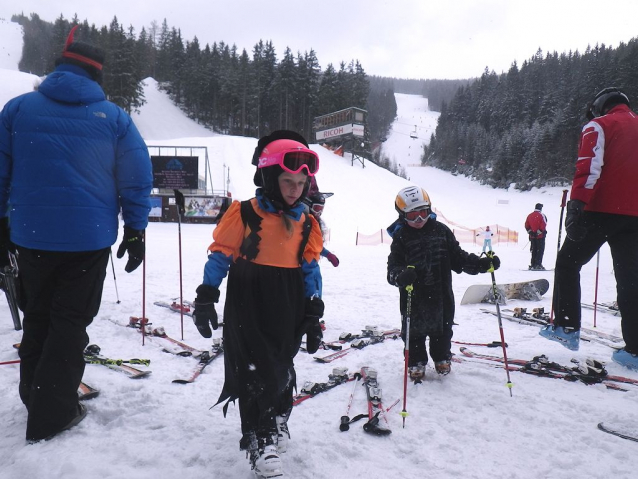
[{"x1": 387, "y1": 186, "x2": 499, "y2": 379}]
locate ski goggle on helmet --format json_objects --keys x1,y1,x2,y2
[
  {"x1": 258, "y1": 139, "x2": 319, "y2": 176},
  {"x1": 395, "y1": 186, "x2": 431, "y2": 223}
]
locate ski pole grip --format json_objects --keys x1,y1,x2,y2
[
  {"x1": 405, "y1": 265, "x2": 415, "y2": 293},
  {"x1": 339, "y1": 416, "x2": 350, "y2": 432},
  {"x1": 560, "y1": 189, "x2": 568, "y2": 208}
]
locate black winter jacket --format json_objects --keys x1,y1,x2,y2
[{"x1": 387, "y1": 218, "x2": 483, "y2": 334}]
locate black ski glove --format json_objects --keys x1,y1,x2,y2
[
  {"x1": 565, "y1": 200, "x2": 587, "y2": 242},
  {"x1": 303, "y1": 297, "x2": 324, "y2": 354},
  {"x1": 0, "y1": 217, "x2": 12, "y2": 269},
  {"x1": 478, "y1": 254, "x2": 500, "y2": 273},
  {"x1": 116, "y1": 226, "x2": 145, "y2": 273},
  {"x1": 192, "y1": 284, "x2": 220, "y2": 338},
  {"x1": 396, "y1": 268, "x2": 417, "y2": 287}
]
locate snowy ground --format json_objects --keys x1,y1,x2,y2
[{"x1": 1, "y1": 20, "x2": 638, "y2": 479}]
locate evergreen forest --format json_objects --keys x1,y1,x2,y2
[{"x1": 424, "y1": 43, "x2": 638, "y2": 189}]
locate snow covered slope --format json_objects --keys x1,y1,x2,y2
[{"x1": 1, "y1": 20, "x2": 637, "y2": 479}]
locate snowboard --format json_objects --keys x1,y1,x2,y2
[
  {"x1": 598, "y1": 422, "x2": 638, "y2": 443},
  {"x1": 460, "y1": 279, "x2": 550, "y2": 305}
]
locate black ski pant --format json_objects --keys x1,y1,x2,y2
[
  {"x1": 406, "y1": 328, "x2": 453, "y2": 366},
  {"x1": 552, "y1": 212, "x2": 638, "y2": 353},
  {"x1": 17, "y1": 247, "x2": 109, "y2": 441},
  {"x1": 530, "y1": 237, "x2": 545, "y2": 268}
]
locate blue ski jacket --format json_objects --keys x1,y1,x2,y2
[{"x1": 0, "y1": 64, "x2": 152, "y2": 251}]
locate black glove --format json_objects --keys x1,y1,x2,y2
[
  {"x1": 478, "y1": 254, "x2": 500, "y2": 273},
  {"x1": 396, "y1": 268, "x2": 417, "y2": 287},
  {"x1": 0, "y1": 217, "x2": 12, "y2": 268},
  {"x1": 303, "y1": 297, "x2": 324, "y2": 354},
  {"x1": 565, "y1": 200, "x2": 587, "y2": 242},
  {"x1": 192, "y1": 284, "x2": 220, "y2": 338},
  {"x1": 116, "y1": 226, "x2": 145, "y2": 273}
]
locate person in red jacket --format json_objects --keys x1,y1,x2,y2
[
  {"x1": 524, "y1": 204, "x2": 547, "y2": 270},
  {"x1": 540, "y1": 87, "x2": 638, "y2": 371}
]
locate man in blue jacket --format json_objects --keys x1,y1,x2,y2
[{"x1": 0, "y1": 27, "x2": 152, "y2": 442}]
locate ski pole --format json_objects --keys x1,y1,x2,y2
[
  {"x1": 141, "y1": 230, "x2": 147, "y2": 347},
  {"x1": 550, "y1": 190, "x2": 568, "y2": 325},
  {"x1": 0, "y1": 359, "x2": 21, "y2": 366},
  {"x1": 400, "y1": 265, "x2": 415, "y2": 428},
  {"x1": 593, "y1": 250, "x2": 600, "y2": 328},
  {"x1": 174, "y1": 189, "x2": 186, "y2": 340},
  {"x1": 485, "y1": 252, "x2": 514, "y2": 396},
  {"x1": 339, "y1": 372, "x2": 362, "y2": 431},
  {"x1": 109, "y1": 250, "x2": 121, "y2": 304},
  {"x1": 452, "y1": 340, "x2": 508, "y2": 348}
]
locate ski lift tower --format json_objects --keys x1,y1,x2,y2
[{"x1": 313, "y1": 107, "x2": 370, "y2": 167}]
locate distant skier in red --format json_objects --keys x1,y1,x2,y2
[{"x1": 525, "y1": 204, "x2": 547, "y2": 270}]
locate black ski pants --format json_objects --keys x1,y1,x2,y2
[
  {"x1": 17, "y1": 247, "x2": 109, "y2": 441},
  {"x1": 530, "y1": 237, "x2": 545, "y2": 268},
  {"x1": 406, "y1": 328, "x2": 453, "y2": 366},
  {"x1": 552, "y1": 212, "x2": 638, "y2": 353}
]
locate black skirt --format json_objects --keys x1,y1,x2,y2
[{"x1": 216, "y1": 258, "x2": 306, "y2": 418}]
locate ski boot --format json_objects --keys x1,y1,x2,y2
[
  {"x1": 612, "y1": 349, "x2": 638, "y2": 371},
  {"x1": 539, "y1": 325, "x2": 580, "y2": 351},
  {"x1": 435, "y1": 359, "x2": 452, "y2": 375},
  {"x1": 275, "y1": 415, "x2": 290, "y2": 454},
  {"x1": 408, "y1": 362, "x2": 426, "y2": 383},
  {"x1": 252, "y1": 434, "x2": 283, "y2": 478}
]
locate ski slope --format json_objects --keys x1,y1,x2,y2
[{"x1": 1, "y1": 20, "x2": 637, "y2": 479}]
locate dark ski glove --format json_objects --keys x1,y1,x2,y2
[
  {"x1": 116, "y1": 226, "x2": 145, "y2": 273},
  {"x1": 565, "y1": 200, "x2": 587, "y2": 242},
  {"x1": 192, "y1": 284, "x2": 220, "y2": 338},
  {"x1": 326, "y1": 252, "x2": 340, "y2": 267},
  {"x1": 396, "y1": 268, "x2": 417, "y2": 287},
  {"x1": 303, "y1": 297, "x2": 324, "y2": 354},
  {"x1": 0, "y1": 217, "x2": 12, "y2": 268},
  {"x1": 478, "y1": 254, "x2": 500, "y2": 273}
]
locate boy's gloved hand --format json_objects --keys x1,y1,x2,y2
[
  {"x1": 478, "y1": 254, "x2": 500, "y2": 273},
  {"x1": 396, "y1": 268, "x2": 417, "y2": 287},
  {"x1": 192, "y1": 284, "x2": 220, "y2": 338}
]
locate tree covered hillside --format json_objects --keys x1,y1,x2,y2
[{"x1": 423, "y1": 42, "x2": 638, "y2": 190}]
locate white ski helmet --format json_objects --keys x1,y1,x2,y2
[{"x1": 395, "y1": 186, "x2": 431, "y2": 215}]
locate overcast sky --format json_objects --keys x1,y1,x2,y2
[{"x1": 5, "y1": 0, "x2": 638, "y2": 80}]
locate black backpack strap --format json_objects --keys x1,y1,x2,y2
[
  {"x1": 239, "y1": 200, "x2": 262, "y2": 261},
  {"x1": 297, "y1": 212, "x2": 313, "y2": 265}
]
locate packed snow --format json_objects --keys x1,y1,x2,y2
[{"x1": 1, "y1": 20, "x2": 637, "y2": 479}]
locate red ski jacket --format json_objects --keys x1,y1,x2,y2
[
  {"x1": 571, "y1": 104, "x2": 638, "y2": 216},
  {"x1": 525, "y1": 211, "x2": 547, "y2": 239}
]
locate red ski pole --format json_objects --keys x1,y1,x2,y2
[{"x1": 593, "y1": 250, "x2": 600, "y2": 328}]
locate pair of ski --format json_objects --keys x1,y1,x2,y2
[
  {"x1": 117, "y1": 317, "x2": 223, "y2": 383},
  {"x1": 581, "y1": 302, "x2": 621, "y2": 317},
  {"x1": 293, "y1": 366, "x2": 394, "y2": 435},
  {"x1": 345, "y1": 367, "x2": 393, "y2": 436},
  {"x1": 457, "y1": 348, "x2": 638, "y2": 391},
  {"x1": 10, "y1": 343, "x2": 99, "y2": 399},
  {"x1": 83, "y1": 344, "x2": 152, "y2": 379},
  {"x1": 480, "y1": 308, "x2": 624, "y2": 349},
  {"x1": 313, "y1": 327, "x2": 401, "y2": 363}
]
